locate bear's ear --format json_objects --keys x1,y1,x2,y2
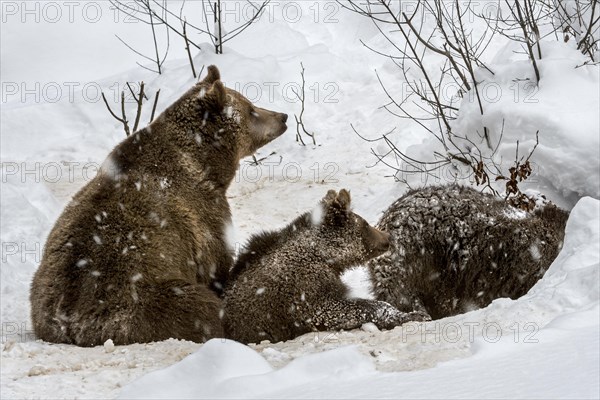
[
  {"x1": 204, "y1": 80, "x2": 226, "y2": 113},
  {"x1": 323, "y1": 189, "x2": 338, "y2": 204},
  {"x1": 333, "y1": 189, "x2": 351, "y2": 212},
  {"x1": 202, "y1": 65, "x2": 221, "y2": 85},
  {"x1": 322, "y1": 189, "x2": 351, "y2": 226},
  {"x1": 323, "y1": 188, "x2": 351, "y2": 213}
]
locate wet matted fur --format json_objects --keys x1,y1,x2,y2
[{"x1": 368, "y1": 184, "x2": 569, "y2": 319}]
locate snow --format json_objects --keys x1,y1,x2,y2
[
  {"x1": 310, "y1": 203, "x2": 325, "y2": 226},
  {"x1": 103, "y1": 339, "x2": 115, "y2": 354},
  {"x1": 118, "y1": 324, "x2": 599, "y2": 399},
  {"x1": 461, "y1": 42, "x2": 599, "y2": 204},
  {"x1": 1, "y1": 1, "x2": 599, "y2": 399},
  {"x1": 117, "y1": 341, "x2": 375, "y2": 400}
]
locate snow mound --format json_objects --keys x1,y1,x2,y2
[
  {"x1": 526, "y1": 196, "x2": 600, "y2": 309},
  {"x1": 407, "y1": 41, "x2": 600, "y2": 208},
  {"x1": 118, "y1": 340, "x2": 374, "y2": 399}
]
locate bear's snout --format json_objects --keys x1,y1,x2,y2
[
  {"x1": 365, "y1": 226, "x2": 391, "y2": 257},
  {"x1": 272, "y1": 112, "x2": 288, "y2": 138},
  {"x1": 375, "y1": 230, "x2": 391, "y2": 252}
]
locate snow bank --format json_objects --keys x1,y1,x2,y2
[
  {"x1": 1, "y1": 338, "x2": 201, "y2": 399},
  {"x1": 117, "y1": 197, "x2": 600, "y2": 399},
  {"x1": 118, "y1": 341, "x2": 375, "y2": 400},
  {"x1": 526, "y1": 196, "x2": 600, "y2": 310},
  {"x1": 405, "y1": 41, "x2": 599, "y2": 208}
]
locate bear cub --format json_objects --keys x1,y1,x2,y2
[
  {"x1": 368, "y1": 184, "x2": 569, "y2": 320},
  {"x1": 30, "y1": 66, "x2": 288, "y2": 346},
  {"x1": 223, "y1": 189, "x2": 429, "y2": 344}
]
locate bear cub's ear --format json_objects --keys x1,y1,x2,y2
[
  {"x1": 333, "y1": 189, "x2": 351, "y2": 211},
  {"x1": 323, "y1": 189, "x2": 338, "y2": 204},
  {"x1": 323, "y1": 189, "x2": 351, "y2": 213}
]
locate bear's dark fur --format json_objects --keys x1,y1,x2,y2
[
  {"x1": 368, "y1": 184, "x2": 569, "y2": 320},
  {"x1": 223, "y1": 189, "x2": 429, "y2": 344},
  {"x1": 30, "y1": 66, "x2": 288, "y2": 346}
]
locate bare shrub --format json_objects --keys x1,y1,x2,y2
[
  {"x1": 110, "y1": 0, "x2": 270, "y2": 59},
  {"x1": 101, "y1": 82, "x2": 160, "y2": 137},
  {"x1": 341, "y1": 0, "x2": 542, "y2": 208},
  {"x1": 544, "y1": 0, "x2": 600, "y2": 62},
  {"x1": 292, "y1": 63, "x2": 317, "y2": 147}
]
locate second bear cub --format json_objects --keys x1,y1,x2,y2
[{"x1": 223, "y1": 189, "x2": 429, "y2": 344}]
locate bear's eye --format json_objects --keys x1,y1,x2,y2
[{"x1": 250, "y1": 110, "x2": 259, "y2": 118}]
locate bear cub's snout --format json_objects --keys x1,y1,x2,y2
[{"x1": 364, "y1": 226, "x2": 391, "y2": 257}]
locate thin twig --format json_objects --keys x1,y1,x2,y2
[
  {"x1": 150, "y1": 89, "x2": 161, "y2": 122},
  {"x1": 292, "y1": 62, "x2": 317, "y2": 146},
  {"x1": 102, "y1": 91, "x2": 129, "y2": 136},
  {"x1": 183, "y1": 20, "x2": 197, "y2": 78}
]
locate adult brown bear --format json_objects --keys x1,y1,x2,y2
[{"x1": 30, "y1": 66, "x2": 288, "y2": 346}]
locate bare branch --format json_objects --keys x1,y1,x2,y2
[
  {"x1": 112, "y1": 0, "x2": 170, "y2": 74},
  {"x1": 222, "y1": 1, "x2": 271, "y2": 43},
  {"x1": 102, "y1": 82, "x2": 156, "y2": 136},
  {"x1": 183, "y1": 19, "x2": 197, "y2": 78},
  {"x1": 102, "y1": 91, "x2": 128, "y2": 133},
  {"x1": 150, "y1": 89, "x2": 161, "y2": 122},
  {"x1": 131, "y1": 82, "x2": 145, "y2": 132},
  {"x1": 344, "y1": 0, "x2": 541, "y2": 202},
  {"x1": 291, "y1": 62, "x2": 317, "y2": 146}
]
